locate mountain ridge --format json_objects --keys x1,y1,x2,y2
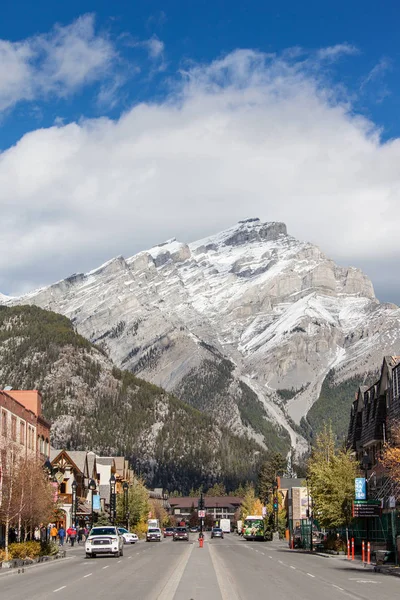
[{"x1": 3, "y1": 218, "x2": 400, "y2": 450}]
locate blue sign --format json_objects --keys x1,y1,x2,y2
[
  {"x1": 93, "y1": 494, "x2": 101, "y2": 510},
  {"x1": 355, "y1": 478, "x2": 366, "y2": 500}
]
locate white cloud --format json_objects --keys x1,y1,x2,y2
[
  {"x1": 0, "y1": 14, "x2": 115, "y2": 112},
  {"x1": 1, "y1": 47, "x2": 400, "y2": 304},
  {"x1": 316, "y1": 43, "x2": 358, "y2": 61}
]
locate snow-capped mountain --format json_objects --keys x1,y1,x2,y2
[{"x1": 6, "y1": 219, "x2": 400, "y2": 454}]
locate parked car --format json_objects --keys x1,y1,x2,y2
[
  {"x1": 85, "y1": 526, "x2": 124, "y2": 558},
  {"x1": 164, "y1": 527, "x2": 175, "y2": 537},
  {"x1": 211, "y1": 527, "x2": 224, "y2": 539},
  {"x1": 173, "y1": 527, "x2": 189, "y2": 541},
  {"x1": 118, "y1": 527, "x2": 138, "y2": 544},
  {"x1": 146, "y1": 527, "x2": 162, "y2": 542}
]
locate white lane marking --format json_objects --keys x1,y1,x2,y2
[
  {"x1": 278, "y1": 560, "x2": 284, "y2": 564},
  {"x1": 117, "y1": 560, "x2": 121, "y2": 563},
  {"x1": 269, "y1": 555, "x2": 273, "y2": 558},
  {"x1": 209, "y1": 542, "x2": 241, "y2": 600},
  {"x1": 290, "y1": 566, "x2": 296, "y2": 570},
  {"x1": 260, "y1": 552, "x2": 265, "y2": 555},
  {"x1": 332, "y1": 585, "x2": 344, "y2": 591},
  {"x1": 307, "y1": 573, "x2": 315, "y2": 578},
  {"x1": 102, "y1": 565, "x2": 109, "y2": 569},
  {"x1": 127, "y1": 556, "x2": 132, "y2": 559},
  {"x1": 156, "y1": 543, "x2": 193, "y2": 600},
  {"x1": 53, "y1": 586, "x2": 67, "y2": 592},
  {"x1": 83, "y1": 573, "x2": 92, "y2": 578}
]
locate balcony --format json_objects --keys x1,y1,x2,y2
[{"x1": 58, "y1": 493, "x2": 72, "y2": 504}]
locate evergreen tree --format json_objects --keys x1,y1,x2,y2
[{"x1": 257, "y1": 452, "x2": 286, "y2": 502}]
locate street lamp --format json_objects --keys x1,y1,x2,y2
[
  {"x1": 109, "y1": 474, "x2": 116, "y2": 524},
  {"x1": 71, "y1": 480, "x2": 77, "y2": 528},
  {"x1": 272, "y1": 483, "x2": 278, "y2": 533},
  {"x1": 362, "y1": 453, "x2": 372, "y2": 543},
  {"x1": 123, "y1": 482, "x2": 129, "y2": 529},
  {"x1": 89, "y1": 479, "x2": 96, "y2": 531}
]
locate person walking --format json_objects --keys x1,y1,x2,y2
[
  {"x1": 78, "y1": 527, "x2": 85, "y2": 544},
  {"x1": 58, "y1": 526, "x2": 66, "y2": 546},
  {"x1": 50, "y1": 525, "x2": 58, "y2": 542},
  {"x1": 68, "y1": 526, "x2": 77, "y2": 547}
]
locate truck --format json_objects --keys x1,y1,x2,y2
[
  {"x1": 236, "y1": 520, "x2": 243, "y2": 535},
  {"x1": 220, "y1": 519, "x2": 231, "y2": 534},
  {"x1": 147, "y1": 518, "x2": 159, "y2": 529},
  {"x1": 243, "y1": 515, "x2": 266, "y2": 541}
]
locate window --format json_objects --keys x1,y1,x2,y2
[
  {"x1": 20, "y1": 421, "x2": 25, "y2": 445},
  {"x1": 11, "y1": 416, "x2": 17, "y2": 441},
  {"x1": 1, "y1": 410, "x2": 7, "y2": 436}
]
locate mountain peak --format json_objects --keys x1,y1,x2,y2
[{"x1": 190, "y1": 219, "x2": 288, "y2": 253}]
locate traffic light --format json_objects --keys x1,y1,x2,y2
[{"x1": 273, "y1": 497, "x2": 278, "y2": 511}]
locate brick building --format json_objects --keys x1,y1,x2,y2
[{"x1": 0, "y1": 389, "x2": 50, "y2": 460}]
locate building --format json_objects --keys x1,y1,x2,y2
[
  {"x1": 169, "y1": 496, "x2": 243, "y2": 524},
  {"x1": 0, "y1": 389, "x2": 50, "y2": 460},
  {"x1": 50, "y1": 449, "x2": 99, "y2": 529}
]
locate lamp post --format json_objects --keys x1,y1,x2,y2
[
  {"x1": 89, "y1": 479, "x2": 96, "y2": 531},
  {"x1": 109, "y1": 474, "x2": 116, "y2": 524},
  {"x1": 362, "y1": 453, "x2": 372, "y2": 543},
  {"x1": 272, "y1": 483, "x2": 278, "y2": 533},
  {"x1": 123, "y1": 482, "x2": 129, "y2": 529},
  {"x1": 71, "y1": 480, "x2": 77, "y2": 529}
]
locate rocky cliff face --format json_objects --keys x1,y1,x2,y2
[{"x1": 6, "y1": 219, "x2": 400, "y2": 452}]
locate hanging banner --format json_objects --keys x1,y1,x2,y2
[
  {"x1": 93, "y1": 494, "x2": 101, "y2": 510},
  {"x1": 355, "y1": 478, "x2": 366, "y2": 500}
]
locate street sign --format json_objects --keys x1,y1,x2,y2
[
  {"x1": 355, "y1": 478, "x2": 366, "y2": 500},
  {"x1": 198, "y1": 510, "x2": 206, "y2": 518},
  {"x1": 352, "y1": 500, "x2": 381, "y2": 518}
]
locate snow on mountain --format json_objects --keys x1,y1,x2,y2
[{"x1": 5, "y1": 218, "x2": 400, "y2": 454}]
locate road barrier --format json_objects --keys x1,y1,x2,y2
[
  {"x1": 351, "y1": 538, "x2": 355, "y2": 561},
  {"x1": 362, "y1": 540, "x2": 365, "y2": 562}
]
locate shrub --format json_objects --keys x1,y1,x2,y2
[
  {"x1": 134, "y1": 520, "x2": 149, "y2": 539},
  {"x1": 0, "y1": 549, "x2": 6, "y2": 562},
  {"x1": 323, "y1": 533, "x2": 346, "y2": 552},
  {"x1": 9, "y1": 541, "x2": 41, "y2": 559}
]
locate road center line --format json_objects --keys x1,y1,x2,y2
[
  {"x1": 307, "y1": 573, "x2": 315, "y2": 578},
  {"x1": 269, "y1": 555, "x2": 273, "y2": 558},
  {"x1": 102, "y1": 565, "x2": 109, "y2": 569},
  {"x1": 83, "y1": 573, "x2": 92, "y2": 578},
  {"x1": 209, "y1": 541, "x2": 241, "y2": 600},
  {"x1": 290, "y1": 566, "x2": 296, "y2": 569},
  {"x1": 156, "y1": 542, "x2": 193, "y2": 600},
  {"x1": 53, "y1": 586, "x2": 67, "y2": 592},
  {"x1": 332, "y1": 585, "x2": 344, "y2": 591}
]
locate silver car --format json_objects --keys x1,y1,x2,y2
[{"x1": 85, "y1": 526, "x2": 124, "y2": 558}]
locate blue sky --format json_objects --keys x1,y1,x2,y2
[{"x1": 1, "y1": 1, "x2": 400, "y2": 303}]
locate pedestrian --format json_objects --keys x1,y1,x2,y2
[
  {"x1": 78, "y1": 527, "x2": 85, "y2": 544},
  {"x1": 34, "y1": 526, "x2": 40, "y2": 541},
  {"x1": 84, "y1": 526, "x2": 89, "y2": 541},
  {"x1": 68, "y1": 526, "x2": 77, "y2": 546},
  {"x1": 58, "y1": 526, "x2": 65, "y2": 546},
  {"x1": 50, "y1": 524, "x2": 58, "y2": 542},
  {"x1": 40, "y1": 524, "x2": 47, "y2": 544}
]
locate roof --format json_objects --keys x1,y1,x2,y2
[
  {"x1": 278, "y1": 478, "x2": 306, "y2": 489},
  {"x1": 169, "y1": 496, "x2": 243, "y2": 509},
  {"x1": 96, "y1": 457, "x2": 115, "y2": 467},
  {"x1": 64, "y1": 451, "x2": 88, "y2": 475}
]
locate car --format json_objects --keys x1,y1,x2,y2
[
  {"x1": 164, "y1": 527, "x2": 175, "y2": 538},
  {"x1": 118, "y1": 527, "x2": 138, "y2": 544},
  {"x1": 189, "y1": 526, "x2": 198, "y2": 533},
  {"x1": 211, "y1": 527, "x2": 224, "y2": 539},
  {"x1": 173, "y1": 527, "x2": 189, "y2": 541},
  {"x1": 85, "y1": 526, "x2": 124, "y2": 558},
  {"x1": 146, "y1": 527, "x2": 162, "y2": 542}
]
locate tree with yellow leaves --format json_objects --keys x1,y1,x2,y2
[{"x1": 380, "y1": 421, "x2": 400, "y2": 484}]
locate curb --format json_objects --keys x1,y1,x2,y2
[{"x1": 0, "y1": 553, "x2": 70, "y2": 579}]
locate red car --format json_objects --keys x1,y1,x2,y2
[{"x1": 164, "y1": 527, "x2": 175, "y2": 538}]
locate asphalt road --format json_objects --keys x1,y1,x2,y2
[{"x1": 1, "y1": 534, "x2": 399, "y2": 599}]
